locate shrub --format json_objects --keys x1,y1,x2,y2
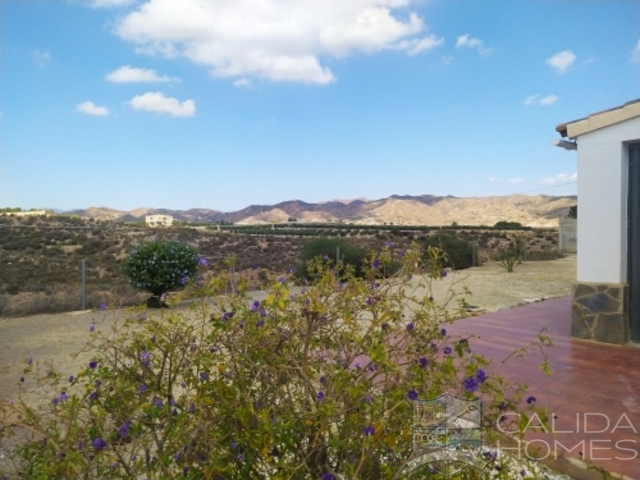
[
  {"x1": 423, "y1": 231, "x2": 475, "y2": 270},
  {"x1": 121, "y1": 240, "x2": 200, "y2": 300},
  {"x1": 2, "y1": 245, "x2": 553, "y2": 479},
  {"x1": 493, "y1": 221, "x2": 523, "y2": 230},
  {"x1": 296, "y1": 237, "x2": 368, "y2": 279}
]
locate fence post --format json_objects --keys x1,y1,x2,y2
[
  {"x1": 81, "y1": 260, "x2": 86, "y2": 310},
  {"x1": 472, "y1": 240, "x2": 476, "y2": 267}
]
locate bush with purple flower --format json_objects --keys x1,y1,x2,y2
[{"x1": 5, "y1": 242, "x2": 552, "y2": 479}]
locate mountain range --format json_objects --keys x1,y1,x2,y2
[{"x1": 61, "y1": 194, "x2": 576, "y2": 227}]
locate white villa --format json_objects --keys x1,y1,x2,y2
[{"x1": 145, "y1": 214, "x2": 174, "y2": 227}]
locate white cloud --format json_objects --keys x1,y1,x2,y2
[
  {"x1": 508, "y1": 178, "x2": 525, "y2": 184},
  {"x1": 106, "y1": 65, "x2": 179, "y2": 83},
  {"x1": 392, "y1": 34, "x2": 444, "y2": 55},
  {"x1": 488, "y1": 177, "x2": 503, "y2": 183},
  {"x1": 129, "y1": 92, "x2": 195, "y2": 117},
  {"x1": 76, "y1": 101, "x2": 110, "y2": 116},
  {"x1": 85, "y1": 0, "x2": 137, "y2": 7},
  {"x1": 546, "y1": 50, "x2": 576, "y2": 74},
  {"x1": 233, "y1": 78, "x2": 252, "y2": 88},
  {"x1": 32, "y1": 50, "x2": 51, "y2": 68},
  {"x1": 632, "y1": 39, "x2": 640, "y2": 64},
  {"x1": 114, "y1": 0, "x2": 441, "y2": 84},
  {"x1": 523, "y1": 94, "x2": 559, "y2": 106},
  {"x1": 541, "y1": 173, "x2": 577, "y2": 186},
  {"x1": 455, "y1": 34, "x2": 492, "y2": 55}
]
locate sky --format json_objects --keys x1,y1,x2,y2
[{"x1": 1, "y1": 0, "x2": 639, "y2": 213}]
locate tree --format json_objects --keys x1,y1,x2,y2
[
  {"x1": 122, "y1": 240, "x2": 200, "y2": 307},
  {"x1": 568, "y1": 205, "x2": 577, "y2": 219}
]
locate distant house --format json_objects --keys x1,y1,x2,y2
[
  {"x1": 554, "y1": 98, "x2": 640, "y2": 344},
  {"x1": 4, "y1": 210, "x2": 48, "y2": 217},
  {"x1": 145, "y1": 214, "x2": 173, "y2": 227}
]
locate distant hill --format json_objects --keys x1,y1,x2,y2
[{"x1": 62, "y1": 194, "x2": 577, "y2": 227}]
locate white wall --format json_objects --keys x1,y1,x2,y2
[{"x1": 576, "y1": 116, "x2": 640, "y2": 283}]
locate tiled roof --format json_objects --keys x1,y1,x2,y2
[{"x1": 556, "y1": 98, "x2": 640, "y2": 138}]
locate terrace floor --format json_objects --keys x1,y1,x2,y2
[{"x1": 447, "y1": 297, "x2": 640, "y2": 480}]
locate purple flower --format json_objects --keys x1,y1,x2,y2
[
  {"x1": 91, "y1": 437, "x2": 107, "y2": 451},
  {"x1": 428, "y1": 295, "x2": 434, "y2": 302},
  {"x1": 153, "y1": 397, "x2": 164, "y2": 408},
  {"x1": 322, "y1": 474, "x2": 335, "y2": 480},
  {"x1": 287, "y1": 266, "x2": 294, "y2": 274},
  {"x1": 406, "y1": 322, "x2": 414, "y2": 331},
  {"x1": 98, "y1": 303, "x2": 106, "y2": 311},
  {"x1": 443, "y1": 346, "x2": 452, "y2": 355},
  {"x1": 59, "y1": 391, "x2": 68, "y2": 402},
  {"x1": 188, "y1": 404, "x2": 196, "y2": 414},
  {"x1": 199, "y1": 372, "x2": 208, "y2": 381},
  {"x1": 372, "y1": 259, "x2": 380, "y2": 269},
  {"x1": 399, "y1": 250, "x2": 405, "y2": 257},
  {"x1": 319, "y1": 376, "x2": 326, "y2": 384},
  {"x1": 27, "y1": 357, "x2": 33, "y2": 365},
  {"x1": 68, "y1": 375, "x2": 74, "y2": 383},
  {"x1": 198, "y1": 257, "x2": 208, "y2": 266},
  {"x1": 441, "y1": 270, "x2": 448, "y2": 278},
  {"x1": 384, "y1": 241, "x2": 393, "y2": 248},
  {"x1": 139, "y1": 383, "x2": 147, "y2": 394},
  {"x1": 366, "y1": 297, "x2": 373, "y2": 306},
  {"x1": 250, "y1": 301, "x2": 260, "y2": 312},
  {"x1": 119, "y1": 420, "x2": 131, "y2": 437},
  {"x1": 89, "y1": 360, "x2": 97, "y2": 370},
  {"x1": 526, "y1": 396, "x2": 536, "y2": 404},
  {"x1": 140, "y1": 350, "x2": 150, "y2": 367},
  {"x1": 88, "y1": 391, "x2": 98, "y2": 401},
  {"x1": 363, "y1": 395, "x2": 373, "y2": 403},
  {"x1": 476, "y1": 369, "x2": 487, "y2": 383},
  {"x1": 316, "y1": 391, "x2": 325, "y2": 401},
  {"x1": 440, "y1": 328, "x2": 447, "y2": 336},
  {"x1": 463, "y1": 376, "x2": 478, "y2": 393},
  {"x1": 160, "y1": 293, "x2": 168, "y2": 302},
  {"x1": 407, "y1": 389, "x2": 419, "y2": 401},
  {"x1": 251, "y1": 263, "x2": 259, "y2": 270},
  {"x1": 363, "y1": 425, "x2": 375, "y2": 436},
  {"x1": 278, "y1": 276, "x2": 286, "y2": 284},
  {"x1": 52, "y1": 397, "x2": 59, "y2": 406},
  {"x1": 419, "y1": 357, "x2": 428, "y2": 368},
  {"x1": 256, "y1": 320, "x2": 264, "y2": 328},
  {"x1": 89, "y1": 324, "x2": 95, "y2": 332},
  {"x1": 260, "y1": 309, "x2": 267, "y2": 318},
  {"x1": 180, "y1": 276, "x2": 189, "y2": 286},
  {"x1": 222, "y1": 311, "x2": 234, "y2": 321},
  {"x1": 323, "y1": 254, "x2": 329, "y2": 261}
]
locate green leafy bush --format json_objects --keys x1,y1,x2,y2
[
  {"x1": 296, "y1": 237, "x2": 368, "y2": 279},
  {"x1": 493, "y1": 221, "x2": 524, "y2": 230},
  {"x1": 121, "y1": 239, "x2": 200, "y2": 299},
  {"x1": 2, "y1": 245, "x2": 553, "y2": 479},
  {"x1": 423, "y1": 232, "x2": 475, "y2": 270}
]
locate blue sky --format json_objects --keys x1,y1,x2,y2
[{"x1": 2, "y1": 0, "x2": 639, "y2": 212}]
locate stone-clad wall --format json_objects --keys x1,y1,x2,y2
[{"x1": 571, "y1": 282, "x2": 629, "y2": 344}]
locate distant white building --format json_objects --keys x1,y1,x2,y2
[
  {"x1": 145, "y1": 214, "x2": 173, "y2": 227},
  {"x1": 6, "y1": 210, "x2": 48, "y2": 217}
]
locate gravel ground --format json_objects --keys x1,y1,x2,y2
[{"x1": 0, "y1": 255, "x2": 576, "y2": 475}]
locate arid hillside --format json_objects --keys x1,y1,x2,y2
[{"x1": 62, "y1": 194, "x2": 576, "y2": 227}]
